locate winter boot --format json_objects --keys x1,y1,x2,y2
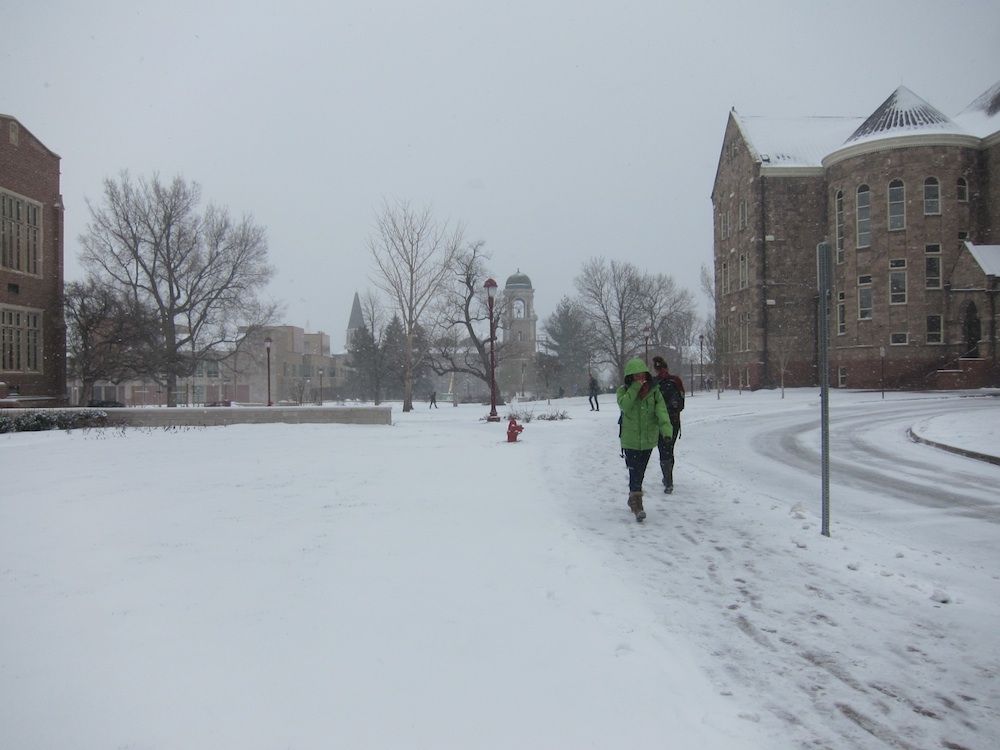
[
  {"x1": 627, "y1": 491, "x2": 646, "y2": 522},
  {"x1": 661, "y1": 460, "x2": 674, "y2": 494}
]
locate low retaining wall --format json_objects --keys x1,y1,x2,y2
[{"x1": 4, "y1": 405, "x2": 392, "y2": 428}]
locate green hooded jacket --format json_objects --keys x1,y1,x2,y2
[{"x1": 616, "y1": 358, "x2": 673, "y2": 450}]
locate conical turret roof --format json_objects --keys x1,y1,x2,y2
[{"x1": 845, "y1": 86, "x2": 963, "y2": 144}]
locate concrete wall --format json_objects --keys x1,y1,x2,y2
[{"x1": 89, "y1": 405, "x2": 392, "y2": 428}]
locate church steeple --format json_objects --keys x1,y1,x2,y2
[{"x1": 346, "y1": 292, "x2": 365, "y2": 350}]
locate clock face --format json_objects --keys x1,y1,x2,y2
[{"x1": 513, "y1": 299, "x2": 525, "y2": 318}]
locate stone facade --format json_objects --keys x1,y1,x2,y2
[
  {"x1": 713, "y1": 86, "x2": 1000, "y2": 390},
  {"x1": 0, "y1": 115, "x2": 66, "y2": 406}
]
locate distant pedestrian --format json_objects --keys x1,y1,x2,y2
[
  {"x1": 652, "y1": 356, "x2": 685, "y2": 493},
  {"x1": 429, "y1": 391, "x2": 438, "y2": 408},
  {"x1": 616, "y1": 358, "x2": 672, "y2": 522},
  {"x1": 588, "y1": 373, "x2": 600, "y2": 411}
]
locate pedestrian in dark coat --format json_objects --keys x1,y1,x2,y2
[
  {"x1": 652, "y1": 356, "x2": 685, "y2": 493},
  {"x1": 588, "y1": 374, "x2": 600, "y2": 411},
  {"x1": 429, "y1": 391, "x2": 438, "y2": 408}
]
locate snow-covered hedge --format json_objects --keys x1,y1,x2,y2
[{"x1": 0, "y1": 410, "x2": 109, "y2": 433}]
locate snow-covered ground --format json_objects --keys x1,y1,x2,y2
[{"x1": 2, "y1": 388, "x2": 998, "y2": 749}]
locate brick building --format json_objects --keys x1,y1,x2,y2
[
  {"x1": 712, "y1": 82, "x2": 1000, "y2": 390},
  {"x1": 1, "y1": 115, "x2": 66, "y2": 406}
]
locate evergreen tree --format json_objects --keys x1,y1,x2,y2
[{"x1": 543, "y1": 296, "x2": 593, "y2": 394}]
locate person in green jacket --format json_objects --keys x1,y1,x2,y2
[{"x1": 616, "y1": 358, "x2": 673, "y2": 522}]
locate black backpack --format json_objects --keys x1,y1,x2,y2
[{"x1": 660, "y1": 378, "x2": 685, "y2": 413}]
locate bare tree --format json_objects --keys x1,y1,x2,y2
[
  {"x1": 638, "y1": 272, "x2": 696, "y2": 362},
  {"x1": 65, "y1": 278, "x2": 158, "y2": 404},
  {"x1": 426, "y1": 240, "x2": 505, "y2": 389},
  {"x1": 368, "y1": 199, "x2": 461, "y2": 411},
  {"x1": 574, "y1": 258, "x2": 649, "y2": 380},
  {"x1": 79, "y1": 173, "x2": 278, "y2": 405}
]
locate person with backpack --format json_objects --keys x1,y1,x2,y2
[
  {"x1": 652, "y1": 356, "x2": 685, "y2": 493},
  {"x1": 588, "y1": 373, "x2": 600, "y2": 411},
  {"x1": 616, "y1": 358, "x2": 673, "y2": 522}
]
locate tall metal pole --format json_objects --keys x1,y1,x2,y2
[
  {"x1": 699, "y1": 334, "x2": 705, "y2": 392},
  {"x1": 485, "y1": 278, "x2": 500, "y2": 421},
  {"x1": 265, "y1": 337, "x2": 273, "y2": 406},
  {"x1": 816, "y1": 241, "x2": 832, "y2": 537}
]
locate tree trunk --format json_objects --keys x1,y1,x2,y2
[{"x1": 402, "y1": 331, "x2": 414, "y2": 411}]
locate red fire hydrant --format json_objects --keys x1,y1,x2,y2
[{"x1": 507, "y1": 417, "x2": 524, "y2": 443}]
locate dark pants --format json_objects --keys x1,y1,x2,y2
[
  {"x1": 623, "y1": 448, "x2": 653, "y2": 492},
  {"x1": 589, "y1": 394, "x2": 599, "y2": 410},
  {"x1": 657, "y1": 418, "x2": 680, "y2": 487}
]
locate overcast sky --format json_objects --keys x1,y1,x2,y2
[{"x1": 5, "y1": 0, "x2": 999, "y2": 350}]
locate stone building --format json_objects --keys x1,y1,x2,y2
[
  {"x1": 712, "y1": 82, "x2": 1000, "y2": 390},
  {"x1": 0, "y1": 115, "x2": 66, "y2": 406},
  {"x1": 498, "y1": 271, "x2": 538, "y2": 397}
]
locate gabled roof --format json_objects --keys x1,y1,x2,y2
[
  {"x1": 965, "y1": 241, "x2": 1000, "y2": 277},
  {"x1": 845, "y1": 87, "x2": 965, "y2": 145}
]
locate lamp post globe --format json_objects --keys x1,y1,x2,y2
[{"x1": 484, "y1": 278, "x2": 500, "y2": 422}]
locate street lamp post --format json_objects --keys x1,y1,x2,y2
[
  {"x1": 318, "y1": 367, "x2": 324, "y2": 405},
  {"x1": 264, "y1": 337, "x2": 273, "y2": 406},
  {"x1": 484, "y1": 278, "x2": 500, "y2": 422},
  {"x1": 699, "y1": 334, "x2": 705, "y2": 392}
]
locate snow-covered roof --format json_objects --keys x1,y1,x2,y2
[
  {"x1": 734, "y1": 81, "x2": 1000, "y2": 171},
  {"x1": 734, "y1": 115, "x2": 860, "y2": 168},
  {"x1": 954, "y1": 80, "x2": 1000, "y2": 139},
  {"x1": 965, "y1": 242, "x2": 1000, "y2": 277}
]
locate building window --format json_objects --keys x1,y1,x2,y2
[
  {"x1": 838, "y1": 367, "x2": 848, "y2": 387},
  {"x1": 1, "y1": 305, "x2": 42, "y2": 373},
  {"x1": 513, "y1": 299, "x2": 525, "y2": 319},
  {"x1": 890, "y1": 332, "x2": 908, "y2": 345},
  {"x1": 925, "y1": 244, "x2": 941, "y2": 288},
  {"x1": 738, "y1": 253, "x2": 748, "y2": 289},
  {"x1": 926, "y1": 315, "x2": 942, "y2": 344},
  {"x1": 923, "y1": 177, "x2": 940, "y2": 215},
  {"x1": 889, "y1": 260, "x2": 907, "y2": 304},
  {"x1": 837, "y1": 292, "x2": 846, "y2": 335},
  {"x1": 741, "y1": 313, "x2": 751, "y2": 351},
  {"x1": 1, "y1": 191, "x2": 42, "y2": 275},
  {"x1": 720, "y1": 210, "x2": 730, "y2": 240},
  {"x1": 888, "y1": 179, "x2": 905, "y2": 230},
  {"x1": 856, "y1": 185, "x2": 871, "y2": 247},
  {"x1": 956, "y1": 177, "x2": 968, "y2": 202},
  {"x1": 721, "y1": 261, "x2": 729, "y2": 294},
  {"x1": 858, "y1": 275, "x2": 873, "y2": 319},
  {"x1": 835, "y1": 190, "x2": 845, "y2": 263},
  {"x1": 738, "y1": 200, "x2": 747, "y2": 230}
]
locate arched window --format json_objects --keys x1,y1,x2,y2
[
  {"x1": 956, "y1": 177, "x2": 968, "y2": 202},
  {"x1": 835, "y1": 190, "x2": 844, "y2": 262},
  {"x1": 513, "y1": 299, "x2": 525, "y2": 319},
  {"x1": 923, "y1": 177, "x2": 940, "y2": 215},
  {"x1": 856, "y1": 185, "x2": 871, "y2": 247},
  {"x1": 888, "y1": 179, "x2": 905, "y2": 230}
]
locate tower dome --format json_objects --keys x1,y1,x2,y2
[{"x1": 505, "y1": 271, "x2": 532, "y2": 289}]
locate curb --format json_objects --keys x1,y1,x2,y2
[{"x1": 906, "y1": 428, "x2": 1000, "y2": 466}]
